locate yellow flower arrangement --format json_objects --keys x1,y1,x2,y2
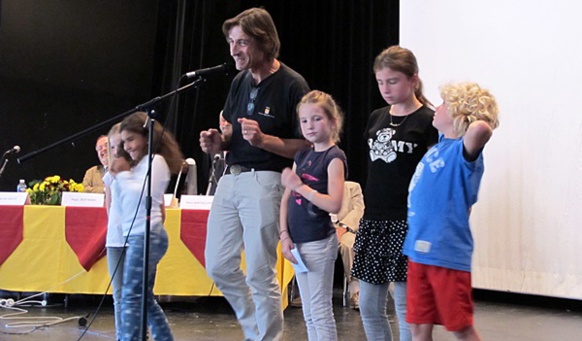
[{"x1": 26, "y1": 175, "x2": 84, "y2": 205}]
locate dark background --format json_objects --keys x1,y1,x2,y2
[{"x1": 0, "y1": 0, "x2": 398, "y2": 193}]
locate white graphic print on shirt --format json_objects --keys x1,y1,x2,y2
[
  {"x1": 368, "y1": 128, "x2": 397, "y2": 163},
  {"x1": 368, "y1": 127, "x2": 419, "y2": 163}
]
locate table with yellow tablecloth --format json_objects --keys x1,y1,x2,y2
[{"x1": 0, "y1": 205, "x2": 294, "y2": 303}]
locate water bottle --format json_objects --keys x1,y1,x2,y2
[{"x1": 17, "y1": 179, "x2": 27, "y2": 192}]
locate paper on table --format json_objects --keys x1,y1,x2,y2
[{"x1": 290, "y1": 246, "x2": 308, "y2": 273}]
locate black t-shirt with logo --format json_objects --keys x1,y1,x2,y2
[
  {"x1": 363, "y1": 105, "x2": 438, "y2": 220},
  {"x1": 222, "y1": 63, "x2": 310, "y2": 172}
]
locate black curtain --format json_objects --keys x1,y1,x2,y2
[
  {"x1": 0, "y1": 0, "x2": 160, "y2": 191},
  {"x1": 0, "y1": 0, "x2": 398, "y2": 192},
  {"x1": 154, "y1": 0, "x2": 399, "y2": 193}
]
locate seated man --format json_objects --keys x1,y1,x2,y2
[
  {"x1": 82, "y1": 135, "x2": 108, "y2": 193},
  {"x1": 333, "y1": 180, "x2": 365, "y2": 309}
]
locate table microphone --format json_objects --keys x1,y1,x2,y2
[
  {"x1": 173, "y1": 158, "x2": 196, "y2": 200},
  {"x1": 2, "y1": 145, "x2": 20, "y2": 158}
]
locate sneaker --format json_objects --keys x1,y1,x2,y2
[
  {"x1": 290, "y1": 295, "x2": 302, "y2": 308},
  {"x1": 349, "y1": 292, "x2": 359, "y2": 310}
]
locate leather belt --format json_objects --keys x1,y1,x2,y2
[{"x1": 225, "y1": 164, "x2": 254, "y2": 175}]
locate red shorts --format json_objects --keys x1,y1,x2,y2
[{"x1": 406, "y1": 260, "x2": 474, "y2": 331}]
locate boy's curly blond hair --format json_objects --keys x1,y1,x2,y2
[{"x1": 440, "y1": 82, "x2": 500, "y2": 137}]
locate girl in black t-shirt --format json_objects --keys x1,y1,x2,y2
[
  {"x1": 280, "y1": 90, "x2": 346, "y2": 340},
  {"x1": 351, "y1": 46, "x2": 438, "y2": 341}
]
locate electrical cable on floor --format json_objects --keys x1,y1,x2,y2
[
  {"x1": 8, "y1": 268, "x2": 87, "y2": 308},
  {"x1": 0, "y1": 299, "x2": 87, "y2": 335},
  {"x1": 0, "y1": 257, "x2": 101, "y2": 335}
]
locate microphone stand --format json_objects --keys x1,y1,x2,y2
[
  {"x1": 17, "y1": 76, "x2": 207, "y2": 341},
  {"x1": 141, "y1": 110, "x2": 155, "y2": 341},
  {"x1": 205, "y1": 155, "x2": 218, "y2": 196},
  {"x1": 0, "y1": 150, "x2": 13, "y2": 184},
  {"x1": 0, "y1": 159, "x2": 9, "y2": 179},
  {"x1": 17, "y1": 79, "x2": 204, "y2": 164}
]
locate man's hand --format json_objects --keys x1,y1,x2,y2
[
  {"x1": 199, "y1": 129, "x2": 222, "y2": 155},
  {"x1": 336, "y1": 226, "x2": 348, "y2": 240},
  {"x1": 238, "y1": 118, "x2": 265, "y2": 147}
]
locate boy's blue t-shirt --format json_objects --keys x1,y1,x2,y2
[{"x1": 403, "y1": 135, "x2": 485, "y2": 272}]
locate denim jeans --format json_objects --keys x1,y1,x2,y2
[
  {"x1": 107, "y1": 246, "x2": 125, "y2": 341},
  {"x1": 296, "y1": 234, "x2": 339, "y2": 341},
  {"x1": 359, "y1": 280, "x2": 411, "y2": 341},
  {"x1": 205, "y1": 171, "x2": 283, "y2": 341},
  {"x1": 121, "y1": 230, "x2": 173, "y2": 341}
]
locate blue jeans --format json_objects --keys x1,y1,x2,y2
[
  {"x1": 295, "y1": 234, "x2": 339, "y2": 341},
  {"x1": 205, "y1": 171, "x2": 283, "y2": 341},
  {"x1": 107, "y1": 246, "x2": 125, "y2": 341},
  {"x1": 359, "y1": 280, "x2": 411, "y2": 341},
  {"x1": 121, "y1": 230, "x2": 173, "y2": 341}
]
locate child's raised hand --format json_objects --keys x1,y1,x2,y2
[
  {"x1": 199, "y1": 129, "x2": 222, "y2": 155},
  {"x1": 110, "y1": 157, "x2": 131, "y2": 175},
  {"x1": 281, "y1": 168, "x2": 302, "y2": 190}
]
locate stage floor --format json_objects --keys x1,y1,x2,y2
[{"x1": 1, "y1": 288, "x2": 582, "y2": 340}]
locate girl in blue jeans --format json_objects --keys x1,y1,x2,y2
[
  {"x1": 103, "y1": 123, "x2": 133, "y2": 340},
  {"x1": 110, "y1": 112, "x2": 184, "y2": 341},
  {"x1": 280, "y1": 90, "x2": 347, "y2": 341}
]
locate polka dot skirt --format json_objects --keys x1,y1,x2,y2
[{"x1": 351, "y1": 219, "x2": 408, "y2": 284}]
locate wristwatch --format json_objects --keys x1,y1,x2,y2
[{"x1": 337, "y1": 221, "x2": 355, "y2": 234}]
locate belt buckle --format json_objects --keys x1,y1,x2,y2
[{"x1": 230, "y1": 164, "x2": 242, "y2": 175}]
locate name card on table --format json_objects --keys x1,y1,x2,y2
[
  {"x1": 61, "y1": 192, "x2": 104, "y2": 207},
  {"x1": 0, "y1": 192, "x2": 28, "y2": 205},
  {"x1": 179, "y1": 195, "x2": 213, "y2": 210}
]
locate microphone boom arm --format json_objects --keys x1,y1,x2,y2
[{"x1": 17, "y1": 79, "x2": 204, "y2": 164}]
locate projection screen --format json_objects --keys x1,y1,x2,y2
[{"x1": 401, "y1": 0, "x2": 582, "y2": 299}]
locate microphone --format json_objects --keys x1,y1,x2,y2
[
  {"x1": 6, "y1": 145, "x2": 20, "y2": 154},
  {"x1": 183, "y1": 158, "x2": 198, "y2": 195},
  {"x1": 184, "y1": 63, "x2": 234, "y2": 79},
  {"x1": 2, "y1": 145, "x2": 20, "y2": 158},
  {"x1": 173, "y1": 159, "x2": 192, "y2": 198},
  {"x1": 173, "y1": 158, "x2": 197, "y2": 198},
  {"x1": 173, "y1": 161, "x2": 185, "y2": 199}
]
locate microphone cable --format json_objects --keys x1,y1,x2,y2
[{"x1": 0, "y1": 269, "x2": 92, "y2": 336}]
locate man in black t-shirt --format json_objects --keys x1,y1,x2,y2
[{"x1": 199, "y1": 8, "x2": 310, "y2": 341}]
